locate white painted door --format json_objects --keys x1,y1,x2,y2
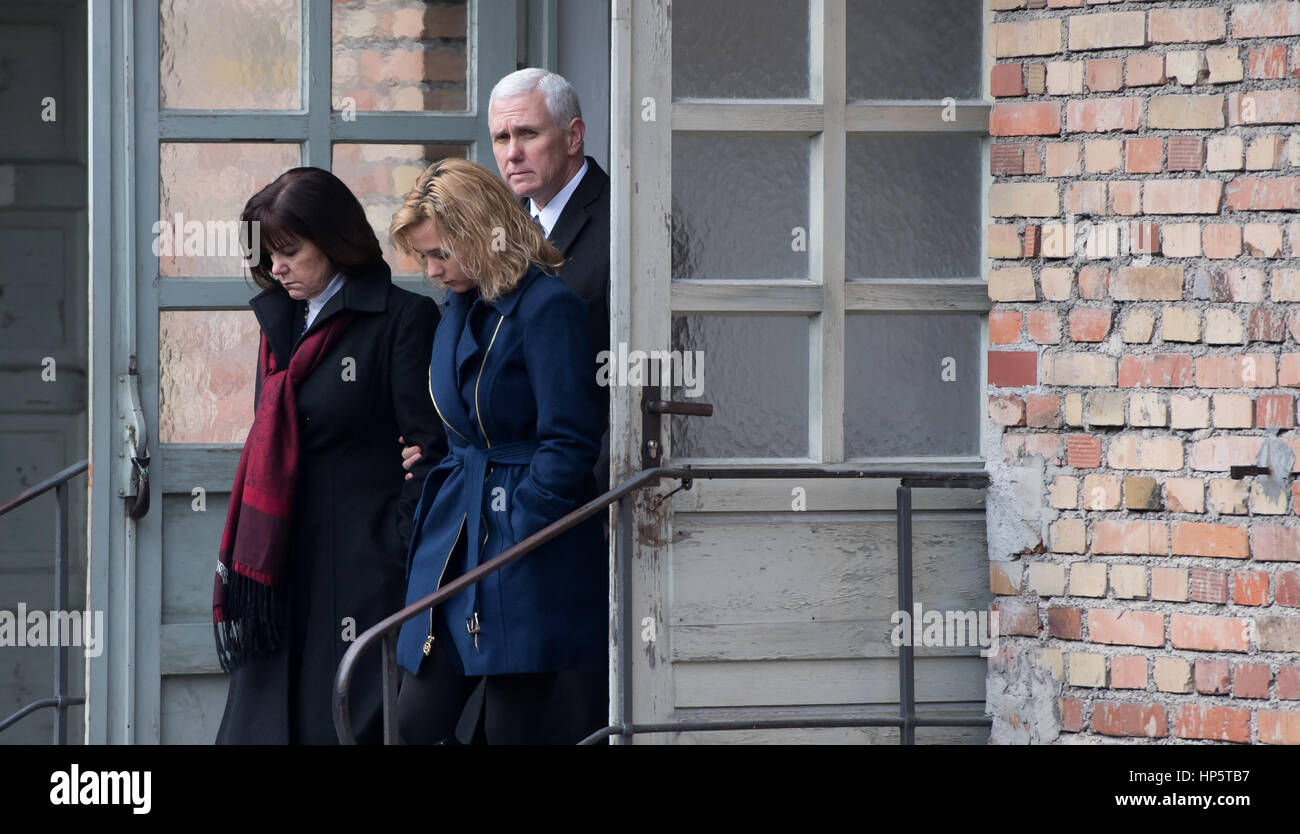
[{"x1": 611, "y1": 0, "x2": 993, "y2": 743}]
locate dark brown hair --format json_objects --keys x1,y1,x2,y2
[{"x1": 241, "y1": 166, "x2": 385, "y2": 289}]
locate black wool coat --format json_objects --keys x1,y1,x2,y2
[
  {"x1": 544, "y1": 155, "x2": 611, "y2": 489},
  {"x1": 215, "y1": 262, "x2": 447, "y2": 745}
]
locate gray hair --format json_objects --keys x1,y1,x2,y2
[{"x1": 489, "y1": 68, "x2": 583, "y2": 129}]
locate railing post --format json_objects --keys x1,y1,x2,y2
[
  {"x1": 53, "y1": 481, "x2": 69, "y2": 745},
  {"x1": 896, "y1": 484, "x2": 915, "y2": 746}
]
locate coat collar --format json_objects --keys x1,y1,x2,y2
[
  {"x1": 521, "y1": 156, "x2": 607, "y2": 256},
  {"x1": 249, "y1": 260, "x2": 391, "y2": 367}
]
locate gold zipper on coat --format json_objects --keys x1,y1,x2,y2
[
  {"x1": 474, "y1": 313, "x2": 504, "y2": 448},
  {"x1": 422, "y1": 512, "x2": 491, "y2": 656},
  {"x1": 424, "y1": 513, "x2": 466, "y2": 656},
  {"x1": 429, "y1": 366, "x2": 470, "y2": 443}
]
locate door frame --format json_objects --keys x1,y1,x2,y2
[{"x1": 609, "y1": 0, "x2": 992, "y2": 741}]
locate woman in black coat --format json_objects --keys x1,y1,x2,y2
[{"x1": 213, "y1": 167, "x2": 447, "y2": 744}]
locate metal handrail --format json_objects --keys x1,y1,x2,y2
[
  {"x1": 334, "y1": 465, "x2": 991, "y2": 745},
  {"x1": 0, "y1": 459, "x2": 89, "y2": 743}
]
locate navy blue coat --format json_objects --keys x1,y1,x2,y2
[{"x1": 397, "y1": 265, "x2": 606, "y2": 677}]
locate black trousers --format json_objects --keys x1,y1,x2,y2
[{"x1": 396, "y1": 627, "x2": 607, "y2": 745}]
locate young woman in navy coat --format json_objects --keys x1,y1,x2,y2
[{"x1": 389, "y1": 157, "x2": 607, "y2": 744}]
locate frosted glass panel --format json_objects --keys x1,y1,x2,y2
[
  {"x1": 159, "y1": 311, "x2": 259, "y2": 444},
  {"x1": 160, "y1": 0, "x2": 300, "y2": 110},
  {"x1": 673, "y1": 135, "x2": 809, "y2": 280},
  {"x1": 844, "y1": 314, "x2": 980, "y2": 457},
  {"x1": 332, "y1": 144, "x2": 468, "y2": 275},
  {"x1": 847, "y1": 0, "x2": 982, "y2": 101},
  {"x1": 670, "y1": 316, "x2": 808, "y2": 458},
  {"x1": 158, "y1": 142, "x2": 300, "y2": 277},
  {"x1": 846, "y1": 134, "x2": 980, "y2": 279},
  {"x1": 333, "y1": 0, "x2": 469, "y2": 111},
  {"x1": 673, "y1": 0, "x2": 809, "y2": 99}
]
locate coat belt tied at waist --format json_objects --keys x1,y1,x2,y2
[{"x1": 453, "y1": 439, "x2": 540, "y2": 627}]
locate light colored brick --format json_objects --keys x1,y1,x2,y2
[
  {"x1": 1148, "y1": 7, "x2": 1227, "y2": 43},
  {"x1": 1083, "y1": 472, "x2": 1121, "y2": 509},
  {"x1": 1228, "y1": 89, "x2": 1300, "y2": 126},
  {"x1": 1069, "y1": 11, "x2": 1146, "y2": 51},
  {"x1": 1047, "y1": 60, "x2": 1085, "y2": 95},
  {"x1": 1052, "y1": 518, "x2": 1086, "y2": 554},
  {"x1": 1154, "y1": 656, "x2": 1191, "y2": 693},
  {"x1": 990, "y1": 182, "x2": 1060, "y2": 217},
  {"x1": 1170, "y1": 613, "x2": 1251, "y2": 652},
  {"x1": 1063, "y1": 393, "x2": 1083, "y2": 427},
  {"x1": 1112, "y1": 266, "x2": 1184, "y2": 299},
  {"x1": 1247, "y1": 134, "x2": 1286, "y2": 170},
  {"x1": 1244, "y1": 223, "x2": 1284, "y2": 257},
  {"x1": 1208, "y1": 477, "x2": 1249, "y2": 513},
  {"x1": 1070, "y1": 562, "x2": 1108, "y2": 597},
  {"x1": 1107, "y1": 436, "x2": 1183, "y2": 471},
  {"x1": 1147, "y1": 95, "x2": 1226, "y2": 130},
  {"x1": 1045, "y1": 142, "x2": 1082, "y2": 177},
  {"x1": 1169, "y1": 395, "x2": 1209, "y2": 429},
  {"x1": 1143, "y1": 179, "x2": 1223, "y2": 214},
  {"x1": 1028, "y1": 562, "x2": 1067, "y2": 597},
  {"x1": 1161, "y1": 307, "x2": 1201, "y2": 342},
  {"x1": 1164, "y1": 477, "x2": 1204, "y2": 513},
  {"x1": 1042, "y1": 353, "x2": 1117, "y2": 386},
  {"x1": 989, "y1": 267, "x2": 1036, "y2": 301},
  {"x1": 1206, "y1": 46, "x2": 1244, "y2": 83},
  {"x1": 1036, "y1": 647, "x2": 1064, "y2": 681},
  {"x1": 1084, "y1": 138, "x2": 1122, "y2": 173},
  {"x1": 1111, "y1": 564, "x2": 1147, "y2": 599},
  {"x1": 1085, "y1": 392, "x2": 1124, "y2": 428},
  {"x1": 1232, "y1": 1, "x2": 1300, "y2": 38},
  {"x1": 1250, "y1": 480, "x2": 1288, "y2": 515},
  {"x1": 1165, "y1": 50, "x2": 1207, "y2": 86},
  {"x1": 1129, "y1": 391, "x2": 1166, "y2": 427},
  {"x1": 1203, "y1": 308, "x2": 1245, "y2": 344},
  {"x1": 1161, "y1": 223, "x2": 1202, "y2": 257},
  {"x1": 1041, "y1": 267, "x2": 1073, "y2": 300},
  {"x1": 1049, "y1": 476, "x2": 1079, "y2": 510},
  {"x1": 1207, "y1": 135, "x2": 1245, "y2": 171},
  {"x1": 1122, "y1": 308, "x2": 1155, "y2": 343},
  {"x1": 1068, "y1": 652, "x2": 1107, "y2": 688},
  {"x1": 991, "y1": 19, "x2": 1064, "y2": 57}
]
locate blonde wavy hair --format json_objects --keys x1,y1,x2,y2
[{"x1": 389, "y1": 157, "x2": 564, "y2": 300}]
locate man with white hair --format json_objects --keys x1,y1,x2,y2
[{"x1": 486, "y1": 67, "x2": 610, "y2": 387}]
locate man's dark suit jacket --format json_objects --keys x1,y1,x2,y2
[{"x1": 536, "y1": 155, "x2": 611, "y2": 489}]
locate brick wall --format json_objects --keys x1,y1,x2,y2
[{"x1": 985, "y1": 0, "x2": 1300, "y2": 744}]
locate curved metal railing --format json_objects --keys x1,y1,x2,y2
[
  {"x1": 0, "y1": 460, "x2": 89, "y2": 742},
  {"x1": 333, "y1": 465, "x2": 992, "y2": 745}
]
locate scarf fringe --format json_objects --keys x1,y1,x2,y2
[{"x1": 214, "y1": 571, "x2": 280, "y2": 673}]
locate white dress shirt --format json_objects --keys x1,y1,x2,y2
[
  {"x1": 528, "y1": 159, "x2": 588, "y2": 238},
  {"x1": 304, "y1": 272, "x2": 346, "y2": 332}
]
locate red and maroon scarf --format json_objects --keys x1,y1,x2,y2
[{"x1": 213, "y1": 311, "x2": 354, "y2": 671}]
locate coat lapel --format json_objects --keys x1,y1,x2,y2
[
  {"x1": 547, "y1": 156, "x2": 607, "y2": 256},
  {"x1": 432, "y1": 289, "x2": 477, "y2": 445},
  {"x1": 249, "y1": 286, "x2": 300, "y2": 369}
]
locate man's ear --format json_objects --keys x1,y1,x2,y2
[{"x1": 566, "y1": 117, "x2": 586, "y2": 156}]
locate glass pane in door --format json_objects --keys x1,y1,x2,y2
[
  {"x1": 158, "y1": 310, "x2": 259, "y2": 443},
  {"x1": 331, "y1": 143, "x2": 468, "y2": 275},
  {"x1": 672, "y1": 134, "x2": 809, "y2": 281},
  {"x1": 158, "y1": 142, "x2": 301, "y2": 277},
  {"x1": 332, "y1": 0, "x2": 469, "y2": 111},
  {"x1": 669, "y1": 314, "x2": 809, "y2": 458},
  {"x1": 672, "y1": 0, "x2": 810, "y2": 99},
  {"x1": 845, "y1": 134, "x2": 981, "y2": 279},
  {"x1": 160, "y1": 0, "x2": 301, "y2": 110},
  {"x1": 846, "y1": 0, "x2": 982, "y2": 100},
  {"x1": 844, "y1": 313, "x2": 981, "y2": 457}
]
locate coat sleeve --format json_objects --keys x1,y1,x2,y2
[
  {"x1": 390, "y1": 294, "x2": 448, "y2": 551},
  {"x1": 509, "y1": 288, "x2": 604, "y2": 542}
]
